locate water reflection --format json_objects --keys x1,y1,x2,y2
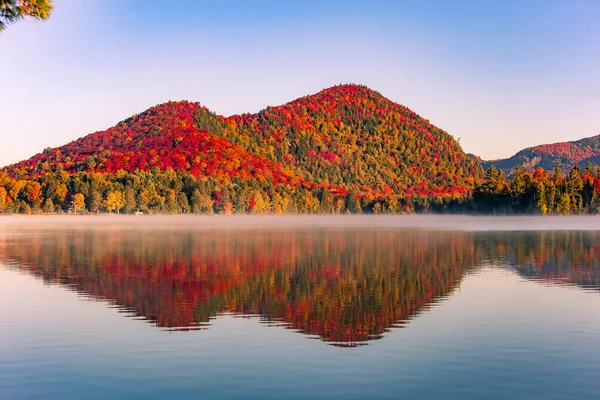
[
  {"x1": 484, "y1": 231, "x2": 600, "y2": 290},
  {"x1": 0, "y1": 228, "x2": 598, "y2": 346}
]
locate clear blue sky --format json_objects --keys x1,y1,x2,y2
[{"x1": 1, "y1": 0, "x2": 598, "y2": 167}]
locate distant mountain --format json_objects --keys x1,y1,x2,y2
[
  {"x1": 482, "y1": 134, "x2": 600, "y2": 174},
  {"x1": 1, "y1": 85, "x2": 482, "y2": 214}
]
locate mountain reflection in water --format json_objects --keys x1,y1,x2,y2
[{"x1": 0, "y1": 227, "x2": 598, "y2": 347}]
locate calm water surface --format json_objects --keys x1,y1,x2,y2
[{"x1": 1, "y1": 216, "x2": 600, "y2": 399}]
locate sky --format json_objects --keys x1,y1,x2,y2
[{"x1": 1, "y1": 0, "x2": 599, "y2": 167}]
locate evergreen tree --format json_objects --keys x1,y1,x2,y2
[
  {"x1": 536, "y1": 184, "x2": 548, "y2": 214},
  {"x1": 42, "y1": 198, "x2": 55, "y2": 213},
  {"x1": 567, "y1": 166, "x2": 583, "y2": 195},
  {"x1": 557, "y1": 193, "x2": 571, "y2": 214}
]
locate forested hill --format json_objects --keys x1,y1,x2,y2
[
  {"x1": 482, "y1": 134, "x2": 600, "y2": 175},
  {"x1": 0, "y1": 84, "x2": 482, "y2": 214},
  {"x1": 227, "y1": 85, "x2": 481, "y2": 199}
]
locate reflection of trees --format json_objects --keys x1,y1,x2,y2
[
  {"x1": 220, "y1": 231, "x2": 474, "y2": 345},
  {"x1": 1, "y1": 228, "x2": 598, "y2": 346},
  {"x1": 0, "y1": 229, "x2": 474, "y2": 346},
  {"x1": 476, "y1": 231, "x2": 600, "y2": 290}
]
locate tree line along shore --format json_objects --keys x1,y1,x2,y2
[{"x1": 1, "y1": 162, "x2": 599, "y2": 215}]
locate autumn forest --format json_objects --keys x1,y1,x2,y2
[{"x1": 1, "y1": 84, "x2": 599, "y2": 215}]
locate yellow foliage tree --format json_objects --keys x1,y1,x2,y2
[
  {"x1": 103, "y1": 191, "x2": 125, "y2": 214},
  {"x1": 0, "y1": 186, "x2": 6, "y2": 210},
  {"x1": 252, "y1": 192, "x2": 270, "y2": 214},
  {"x1": 71, "y1": 193, "x2": 85, "y2": 213}
]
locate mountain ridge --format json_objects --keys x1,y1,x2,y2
[{"x1": 481, "y1": 133, "x2": 600, "y2": 174}]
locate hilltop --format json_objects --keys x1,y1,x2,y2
[{"x1": 227, "y1": 85, "x2": 481, "y2": 199}]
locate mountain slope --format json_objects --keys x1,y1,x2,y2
[{"x1": 482, "y1": 134, "x2": 600, "y2": 174}]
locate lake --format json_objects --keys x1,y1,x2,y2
[{"x1": 1, "y1": 216, "x2": 600, "y2": 399}]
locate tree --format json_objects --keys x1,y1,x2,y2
[
  {"x1": 566, "y1": 166, "x2": 583, "y2": 213},
  {"x1": 316, "y1": 187, "x2": 334, "y2": 213},
  {"x1": 547, "y1": 184, "x2": 557, "y2": 213},
  {"x1": 234, "y1": 187, "x2": 251, "y2": 213},
  {"x1": 585, "y1": 162, "x2": 594, "y2": 177},
  {"x1": 137, "y1": 189, "x2": 150, "y2": 213},
  {"x1": 71, "y1": 193, "x2": 85, "y2": 213},
  {"x1": 124, "y1": 187, "x2": 137, "y2": 213},
  {"x1": 553, "y1": 167, "x2": 563, "y2": 181},
  {"x1": 0, "y1": 0, "x2": 54, "y2": 31},
  {"x1": 344, "y1": 188, "x2": 362, "y2": 214},
  {"x1": 23, "y1": 181, "x2": 42, "y2": 209},
  {"x1": 164, "y1": 189, "x2": 178, "y2": 214},
  {"x1": 42, "y1": 197, "x2": 54, "y2": 213},
  {"x1": 251, "y1": 191, "x2": 270, "y2": 214},
  {"x1": 384, "y1": 196, "x2": 399, "y2": 214},
  {"x1": 103, "y1": 191, "x2": 125, "y2": 214},
  {"x1": 176, "y1": 192, "x2": 189, "y2": 213},
  {"x1": 567, "y1": 166, "x2": 583, "y2": 195},
  {"x1": 88, "y1": 191, "x2": 102, "y2": 213},
  {"x1": 557, "y1": 193, "x2": 571, "y2": 214},
  {"x1": 373, "y1": 202, "x2": 382, "y2": 214},
  {"x1": 483, "y1": 166, "x2": 505, "y2": 193},
  {"x1": 0, "y1": 186, "x2": 6, "y2": 211},
  {"x1": 536, "y1": 184, "x2": 548, "y2": 214},
  {"x1": 223, "y1": 202, "x2": 234, "y2": 215},
  {"x1": 271, "y1": 192, "x2": 288, "y2": 215},
  {"x1": 45, "y1": 181, "x2": 68, "y2": 208},
  {"x1": 191, "y1": 189, "x2": 213, "y2": 214}
]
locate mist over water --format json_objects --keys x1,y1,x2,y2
[
  {"x1": 1, "y1": 216, "x2": 600, "y2": 399},
  {"x1": 2, "y1": 214, "x2": 600, "y2": 231}
]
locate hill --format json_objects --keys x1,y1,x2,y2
[
  {"x1": 226, "y1": 85, "x2": 481, "y2": 199},
  {"x1": 482, "y1": 134, "x2": 600, "y2": 174},
  {"x1": 6, "y1": 101, "x2": 303, "y2": 186},
  {"x1": 0, "y1": 84, "x2": 482, "y2": 214}
]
